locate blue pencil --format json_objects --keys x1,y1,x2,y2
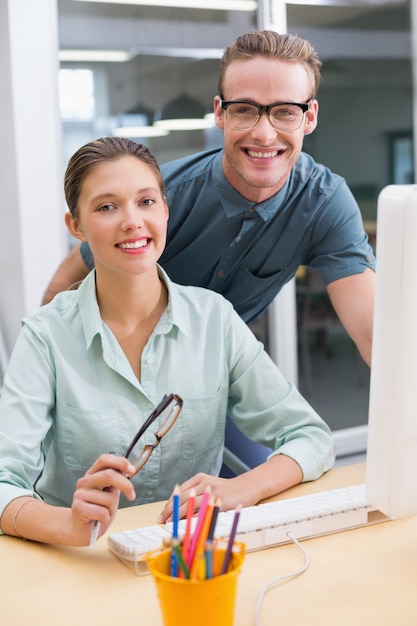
[{"x1": 170, "y1": 484, "x2": 180, "y2": 576}]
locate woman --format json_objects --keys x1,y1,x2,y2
[{"x1": 0, "y1": 137, "x2": 335, "y2": 547}]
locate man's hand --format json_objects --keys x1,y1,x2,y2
[{"x1": 41, "y1": 243, "x2": 90, "y2": 305}]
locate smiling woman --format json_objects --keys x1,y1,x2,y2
[{"x1": 0, "y1": 136, "x2": 334, "y2": 548}]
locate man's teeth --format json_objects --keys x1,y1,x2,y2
[
  {"x1": 247, "y1": 150, "x2": 278, "y2": 158},
  {"x1": 118, "y1": 240, "x2": 147, "y2": 249}
]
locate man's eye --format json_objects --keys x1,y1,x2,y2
[
  {"x1": 235, "y1": 106, "x2": 256, "y2": 115},
  {"x1": 274, "y1": 107, "x2": 298, "y2": 118}
]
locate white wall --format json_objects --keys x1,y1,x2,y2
[{"x1": 0, "y1": 0, "x2": 66, "y2": 353}]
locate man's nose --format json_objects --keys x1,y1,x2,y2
[{"x1": 251, "y1": 112, "x2": 278, "y2": 139}]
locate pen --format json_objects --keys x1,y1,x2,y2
[
  {"x1": 89, "y1": 452, "x2": 114, "y2": 550},
  {"x1": 89, "y1": 520, "x2": 101, "y2": 550}
]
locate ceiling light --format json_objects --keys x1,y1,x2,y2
[
  {"x1": 59, "y1": 50, "x2": 132, "y2": 62},
  {"x1": 72, "y1": 0, "x2": 257, "y2": 11},
  {"x1": 113, "y1": 126, "x2": 170, "y2": 138},
  {"x1": 155, "y1": 92, "x2": 215, "y2": 131},
  {"x1": 113, "y1": 103, "x2": 170, "y2": 138}
]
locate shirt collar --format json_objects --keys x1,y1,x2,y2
[
  {"x1": 76, "y1": 266, "x2": 190, "y2": 350},
  {"x1": 153, "y1": 265, "x2": 191, "y2": 339},
  {"x1": 212, "y1": 149, "x2": 289, "y2": 222}
]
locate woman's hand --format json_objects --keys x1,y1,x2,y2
[
  {"x1": 70, "y1": 453, "x2": 137, "y2": 545},
  {"x1": 157, "y1": 455, "x2": 303, "y2": 524},
  {"x1": 1, "y1": 454, "x2": 137, "y2": 547},
  {"x1": 157, "y1": 472, "x2": 257, "y2": 523}
]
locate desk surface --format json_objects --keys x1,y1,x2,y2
[{"x1": 1, "y1": 463, "x2": 416, "y2": 626}]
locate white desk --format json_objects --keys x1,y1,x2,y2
[{"x1": 1, "y1": 463, "x2": 416, "y2": 626}]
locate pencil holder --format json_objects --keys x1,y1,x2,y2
[{"x1": 147, "y1": 543, "x2": 245, "y2": 626}]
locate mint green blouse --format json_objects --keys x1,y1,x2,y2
[{"x1": 0, "y1": 267, "x2": 335, "y2": 520}]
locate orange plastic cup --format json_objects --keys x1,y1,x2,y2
[{"x1": 147, "y1": 544, "x2": 245, "y2": 626}]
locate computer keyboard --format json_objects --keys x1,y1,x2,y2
[{"x1": 107, "y1": 483, "x2": 384, "y2": 574}]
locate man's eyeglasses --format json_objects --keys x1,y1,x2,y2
[
  {"x1": 220, "y1": 99, "x2": 311, "y2": 133},
  {"x1": 124, "y1": 393, "x2": 183, "y2": 477}
]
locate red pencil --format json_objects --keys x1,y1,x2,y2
[
  {"x1": 189, "y1": 495, "x2": 215, "y2": 579},
  {"x1": 181, "y1": 487, "x2": 196, "y2": 565},
  {"x1": 187, "y1": 485, "x2": 211, "y2": 568}
]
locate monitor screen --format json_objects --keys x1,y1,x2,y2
[{"x1": 366, "y1": 184, "x2": 417, "y2": 519}]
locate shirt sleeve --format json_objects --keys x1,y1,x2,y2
[
  {"x1": 80, "y1": 242, "x2": 95, "y2": 271},
  {"x1": 306, "y1": 181, "x2": 375, "y2": 285},
  {"x1": 0, "y1": 323, "x2": 55, "y2": 527},
  {"x1": 224, "y1": 306, "x2": 336, "y2": 481}
]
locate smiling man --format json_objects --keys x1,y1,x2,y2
[{"x1": 43, "y1": 30, "x2": 375, "y2": 367}]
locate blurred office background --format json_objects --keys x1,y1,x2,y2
[{"x1": 1, "y1": 0, "x2": 416, "y2": 463}]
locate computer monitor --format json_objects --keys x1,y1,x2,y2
[{"x1": 366, "y1": 184, "x2": 417, "y2": 519}]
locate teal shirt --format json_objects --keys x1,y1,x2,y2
[
  {"x1": 82, "y1": 148, "x2": 375, "y2": 322},
  {"x1": 0, "y1": 268, "x2": 335, "y2": 520}
]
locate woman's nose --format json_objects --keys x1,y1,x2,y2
[{"x1": 120, "y1": 206, "x2": 143, "y2": 230}]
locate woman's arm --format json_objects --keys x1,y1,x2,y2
[
  {"x1": 0, "y1": 454, "x2": 136, "y2": 546},
  {"x1": 158, "y1": 453, "x2": 302, "y2": 522},
  {"x1": 159, "y1": 300, "x2": 335, "y2": 522}
]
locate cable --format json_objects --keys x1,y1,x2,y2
[{"x1": 253, "y1": 533, "x2": 311, "y2": 626}]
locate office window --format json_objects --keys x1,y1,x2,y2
[
  {"x1": 59, "y1": 68, "x2": 95, "y2": 121},
  {"x1": 390, "y1": 134, "x2": 414, "y2": 184}
]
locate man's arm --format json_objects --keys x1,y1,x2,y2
[
  {"x1": 327, "y1": 267, "x2": 374, "y2": 367},
  {"x1": 41, "y1": 243, "x2": 90, "y2": 305}
]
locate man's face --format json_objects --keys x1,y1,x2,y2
[{"x1": 214, "y1": 56, "x2": 318, "y2": 204}]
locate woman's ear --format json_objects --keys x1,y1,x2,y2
[{"x1": 64, "y1": 212, "x2": 87, "y2": 242}]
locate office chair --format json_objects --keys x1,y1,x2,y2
[
  {"x1": 296, "y1": 267, "x2": 366, "y2": 395},
  {"x1": 221, "y1": 418, "x2": 270, "y2": 478}
]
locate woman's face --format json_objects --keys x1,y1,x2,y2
[{"x1": 66, "y1": 155, "x2": 169, "y2": 278}]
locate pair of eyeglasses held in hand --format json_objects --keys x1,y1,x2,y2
[
  {"x1": 89, "y1": 393, "x2": 183, "y2": 549},
  {"x1": 124, "y1": 393, "x2": 183, "y2": 476}
]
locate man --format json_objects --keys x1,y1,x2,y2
[{"x1": 43, "y1": 30, "x2": 374, "y2": 366}]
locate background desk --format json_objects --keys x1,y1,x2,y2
[{"x1": 1, "y1": 463, "x2": 416, "y2": 626}]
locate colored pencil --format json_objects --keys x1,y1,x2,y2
[
  {"x1": 189, "y1": 495, "x2": 215, "y2": 579},
  {"x1": 170, "y1": 484, "x2": 180, "y2": 576},
  {"x1": 205, "y1": 540, "x2": 214, "y2": 579},
  {"x1": 207, "y1": 497, "x2": 221, "y2": 542},
  {"x1": 172, "y1": 540, "x2": 190, "y2": 579},
  {"x1": 181, "y1": 487, "x2": 196, "y2": 565},
  {"x1": 221, "y1": 504, "x2": 242, "y2": 575},
  {"x1": 187, "y1": 485, "x2": 211, "y2": 568}
]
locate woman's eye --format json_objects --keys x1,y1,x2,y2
[
  {"x1": 141, "y1": 198, "x2": 155, "y2": 206},
  {"x1": 98, "y1": 204, "x2": 114, "y2": 212}
]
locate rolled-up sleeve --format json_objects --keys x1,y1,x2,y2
[
  {"x1": 226, "y1": 310, "x2": 336, "y2": 481},
  {"x1": 0, "y1": 324, "x2": 55, "y2": 527}
]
